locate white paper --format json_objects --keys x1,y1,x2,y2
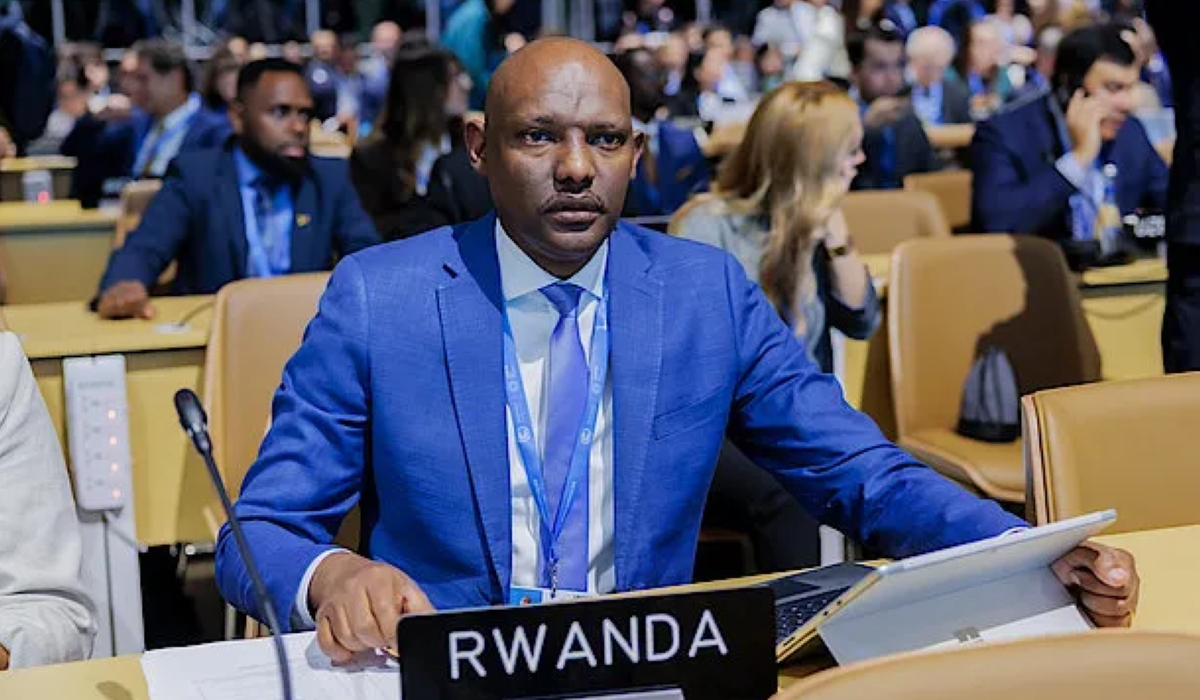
[{"x1": 141, "y1": 631, "x2": 400, "y2": 700}]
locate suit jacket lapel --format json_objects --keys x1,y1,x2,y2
[
  {"x1": 215, "y1": 150, "x2": 249, "y2": 278},
  {"x1": 607, "y1": 224, "x2": 663, "y2": 589},
  {"x1": 291, "y1": 176, "x2": 319, "y2": 270},
  {"x1": 437, "y1": 213, "x2": 511, "y2": 597}
]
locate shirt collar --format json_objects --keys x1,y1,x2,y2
[
  {"x1": 159, "y1": 92, "x2": 202, "y2": 130},
  {"x1": 495, "y1": 219, "x2": 608, "y2": 303},
  {"x1": 233, "y1": 146, "x2": 265, "y2": 188}
]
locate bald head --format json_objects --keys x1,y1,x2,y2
[
  {"x1": 484, "y1": 37, "x2": 631, "y2": 128},
  {"x1": 464, "y1": 36, "x2": 644, "y2": 279}
]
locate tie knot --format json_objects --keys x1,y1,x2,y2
[{"x1": 541, "y1": 282, "x2": 585, "y2": 317}]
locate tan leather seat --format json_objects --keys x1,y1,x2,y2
[
  {"x1": 889, "y1": 236, "x2": 1101, "y2": 502},
  {"x1": 203, "y1": 273, "x2": 336, "y2": 638},
  {"x1": 840, "y1": 190, "x2": 950, "y2": 255},
  {"x1": 903, "y1": 170, "x2": 972, "y2": 231},
  {"x1": 203, "y1": 273, "x2": 329, "y2": 506},
  {"x1": 776, "y1": 631, "x2": 1200, "y2": 700},
  {"x1": 113, "y1": 179, "x2": 164, "y2": 248},
  {"x1": 1023, "y1": 373, "x2": 1200, "y2": 532}
]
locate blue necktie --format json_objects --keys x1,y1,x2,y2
[
  {"x1": 253, "y1": 178, "x2": 288, "y2": 276},
  {"x1": 540, "y1": 282, "x2": 589, "y2": 592}
]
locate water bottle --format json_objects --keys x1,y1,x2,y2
[{"x1": 1095, "y1": 163, "x2": 1122, "y2": 257}]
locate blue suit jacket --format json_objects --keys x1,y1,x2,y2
[
  {"x1": 971, "y1": 94, "x2": 1169, "y2": 239},
  {"x1": 97, "y1": 145, "x2": 381, "y2": 296},
  {"x1": 61, "y1": 107, "x2": 231, "y2": 208},
  {"x1": 214, "y1": 214, "x2": 1023, "y2": 629}
]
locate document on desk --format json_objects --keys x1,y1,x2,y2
[{"x1": 141, "y1": 631, "x2": 400, "y2": 700}]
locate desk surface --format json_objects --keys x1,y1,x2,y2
[
  {"x1": 1, "y1": 296, "x2": 214, "y2": 360},
  {"x1": 0, "y1": 155, "x2": 77, "y2": 173},
  {"x1": 0, "y1": 200, "x2": 120, "y2": 231},
  {"x1": 2, "y1": 524, "x2": 1193, "y2": 699}
]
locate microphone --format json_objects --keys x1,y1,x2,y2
[{"x1": 174, "y1": 389, "x2": 294, "y2": 700}]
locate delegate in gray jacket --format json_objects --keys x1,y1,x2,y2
[
  {"x1": 0, "y1": 332, "x2": 96, "y2": 669},
  {"x1": 674, "y1": 199, "x2": 880, "y2": 372}
]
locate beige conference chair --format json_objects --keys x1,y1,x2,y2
[
  {"x1": 113, "y1": 179, "x2": 164, "y2": 248},
  {"x1": 903, "y1": 170, "x2": 972, "y2": 231},
  {"x1": 775, "y1": 630, "x2": 1200, "y2": 700},
  {"x1": 840, "y1": 190, "x2": 950, "y2": 255},
  {"x1": 888, "y1": 236, "x2": 1101, "y2": 502},
  {"x1": 202, "y1": 273, "x2": 332, "y2": 638},
  {"x1": 1023, "y1": 373, "x2": 1200, "y2": 533}
]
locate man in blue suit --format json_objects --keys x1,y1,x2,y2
[
  {"x1": 215, "y1": 38, "x2": 1139, "y2": 663},
  {"x1": 62, "y1": 40, "x2": 232, "y2": 208},
  {"x1": 95, "y1": 59, "x2": 379, "y2": 319},
  {"x1": 971, "y1": 23, "x2": 1169, "y2": 241}
]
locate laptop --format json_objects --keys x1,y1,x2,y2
[{"x1": 762, "y1": 510, "x2": 1117, "y2": 664}]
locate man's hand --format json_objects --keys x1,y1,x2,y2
[
  {"x1": 309, "y1": 552, "x2": 435, "y2": 663},
  {"x1": 93, "y1": 94, "x2": 133, "y2": 122},
  {"x1": 0, "y1": 127, "x2": 15, "y2": 159},
  {"x1": 1065, "y1": 89, "x2": 1104, "y2": 168},
  {"x1": 862, "y1": 97, "x2": 907, "y2": 130},
  {"x1": 96, "y1": 281, "x2": 156, "y2": 320},
  {"x1": 1052, "y1": 541, "x2": 1139, "y2": 627},
  {"x1": 0, "y1": 642, "x2": 9, "y2": 671}
]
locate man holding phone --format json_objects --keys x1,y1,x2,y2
[
  {"x1": 847, "y1": 22, "x2": 943, "y2": 191},
  {"x1": 971, "y1": 22, "x2": 1168, "y2": 241}
]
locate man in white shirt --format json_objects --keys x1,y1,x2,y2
[
  {"x1": 61, "y1": 39, "x2": 231, "y2": 207},
  {"x1": 215, "y1": 37, "x2": 1140, "y2": 664},
  {"x1": 0, "y1": 333, "x2": 96, "y2": 670}
]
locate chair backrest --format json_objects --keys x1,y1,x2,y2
[
  {"x1": 904, "y1": 170, "x2": 972, "y2": 230},
  {"x1": 841, "y1": 190, "x2": 950, "y2": 255},
  {"x1": 114, "y1": 179, "x2": 164, "y2": 248},
  {"x1": 202, "y1": 273, "x2": 330, "y2": 499},
  {"x1": 1023, "y1": 373, "x2": 1200, "y2": 532},
  {"x1": 889, "y1": 235, "x2": 1101, "y2": 439},
  {"x1": 775, "y1": 631, "x2": 1200, "y2": 700}
]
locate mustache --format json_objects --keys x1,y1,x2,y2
[{"x1": 541, "y1": 195, "x2": 606, "y2": 215}]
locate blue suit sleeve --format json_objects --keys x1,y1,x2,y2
[
  {"x1": 328, "y1": 160, "x2": 382, "y2": 255},
  {"x1": 214, "y1": 257, "x2": 370, "y2": 630},
  {"x1": 971, "y1": 118, "x2": 1077, "y2": 234},
  {"x1": 96, "y1": 163, "x2": 193, "y2": 294},
  {"x1": 722, "y1": 255, "x2": 1024, "y2": 557}
]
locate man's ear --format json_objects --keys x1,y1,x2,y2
[
  {"x1": 229, "y1": 100, "x2": 245, "y2": 136},
  {"x1": 464, "y1": 116, "x2": 487, "y2": 176},
  {"x1": 629, "y1": 130, "x2": 646, "y2": 179}
]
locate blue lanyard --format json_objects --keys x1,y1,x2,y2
[{"x1": 501, "y1": 285, "x2": 610, "y2": 590}]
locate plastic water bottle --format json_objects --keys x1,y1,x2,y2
[{"x1": 1096, "y1": 163, "x2": 1122, "y2": 257}]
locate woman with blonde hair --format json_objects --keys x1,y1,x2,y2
[
  {"x1": 672, "y1": 81, "x2": 880, "y2": 572},
  {"x1": 673, "y1": 81, "x2": 879, "y2": 372}
]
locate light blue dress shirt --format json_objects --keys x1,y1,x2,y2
[
  {"x1": 912, "y1": 81, "x2": 944, "y2": 126},
  {"x1": 233, "y1": 148, "x2": 295, "y2": 278},
  {"x1": 132, "y1": 93, "x2": 202, "y2": 178}
]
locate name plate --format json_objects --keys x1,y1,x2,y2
[{"x1": 396, "y1": 588, "x2": 777, "y2": 699}]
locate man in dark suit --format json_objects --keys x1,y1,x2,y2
[
  {"x1": 95, "y1": 59, "x2": 380, "y2": 319},
  {"x1": 1145, "y1": 1, "x2": 1200, "y2": 372},
  {"x1": 971, "y1": 23, "x2": 1168, "y2": 241},
  {"x1": 62, "y1": 40, "x2": 231, "y2": 208},
  {"x1": 848, "y1": 24, "x2": 943, "y2": 191},
  {"x1": 906, "y1": 25, "x2": 972, "y2": 125},
  {"x1": 212, "y1": 38, "x2": 1138, "y2": 662}
]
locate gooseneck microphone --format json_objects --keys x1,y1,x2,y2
[{"x1": 174, "y1": 389, "x2": 294, "y2": 700}]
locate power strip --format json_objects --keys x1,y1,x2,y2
[{"x1": 63, "y1": 355, "x2": 133, "y2": 512}]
